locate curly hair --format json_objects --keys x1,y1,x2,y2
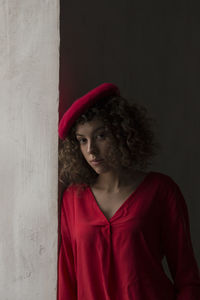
[{"x1": 59, "y1": 95, "x2": 160, "y2": 188}]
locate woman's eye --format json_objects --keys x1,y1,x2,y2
[
  {"x1": 78, "y1": 138, "x2": 87, "y2": 144},
  {"x1": 96, "y1": 133, "x2": 105, "y2": 139}
]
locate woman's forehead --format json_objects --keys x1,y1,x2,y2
[{"x1": 75, "y1": 118, "x2": 105, "y2": 135}]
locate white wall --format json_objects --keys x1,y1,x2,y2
[{"x1": 0, "y1": 1, "x2": 59, "y2": 299}]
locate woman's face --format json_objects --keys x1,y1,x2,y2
[{"x1": 75, "y1": 117, "x2": 115, "y2": 174}]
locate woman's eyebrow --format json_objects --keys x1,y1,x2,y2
[{"x1": 76, "y1": 126, "x2": 105, "y2": 136}]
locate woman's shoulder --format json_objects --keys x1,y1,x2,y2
[
  {"x1": 151, "y1": 172, "x2": 190, "y2": 221},
  {"x1": 62, "y1": 183, "x2": 89, "y2": 199},
  {"x1": 61, "y1": 183, "x2": 88, "y2": 215},
  {"x1": 149, "y1": 170, "x2": 183, "y2": 198},
  {"x1": 150, "y1": 170, "x2": 178, "y2": 183},
  {"x1": 149, "y1": 170, "x2": 181, "y2": 190}
]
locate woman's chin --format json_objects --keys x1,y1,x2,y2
[{"x1": 91, "y1": 165, "x2": 111, "y2": 174}]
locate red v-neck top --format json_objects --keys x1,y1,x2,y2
[{"x1": 57, "y1": 171, "x2": 200, "y2": 300}]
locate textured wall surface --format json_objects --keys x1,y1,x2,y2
[{"x1": 0, "y1": 1, "x2": 59, "y2": 299}]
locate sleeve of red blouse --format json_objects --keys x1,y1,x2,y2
[
  {"x1": 58, "y1": 188, "x2": 77, "y2": 300},
  {"x1": 161, "y1": 180, "x2": 200, "y2": 300}
]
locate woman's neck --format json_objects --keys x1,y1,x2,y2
[{"x1": 93, "y1": 168, "x2": 140, "y2": 193}]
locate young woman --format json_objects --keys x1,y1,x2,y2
[{"x1": 57, "y1": 83, "x2": 200, "y2": 300}]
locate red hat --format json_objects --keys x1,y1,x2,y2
[{"x1": 58, "y1": 82, "x2": 120, "y2": 140}]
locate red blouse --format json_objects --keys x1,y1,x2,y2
[{"x1": 57, "y1": 171, "x2": 200, "y2": 300}]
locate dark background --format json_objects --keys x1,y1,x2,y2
[{"x1": 59, "y1": 0, "x2": 200, "y2": 279}]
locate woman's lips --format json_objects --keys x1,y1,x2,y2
[{"x1": 90, "y1": 159, "x2": 104, "y2": 166}]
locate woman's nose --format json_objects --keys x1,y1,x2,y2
[{"x1": 87, "y1": 140, "x2": 97, "y2": 154}]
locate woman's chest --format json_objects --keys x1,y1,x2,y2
[
  {"x1": 88, "y1": 172, "x2": 150, "y2": 221},
  {"x1": 72, "y1": 188, "x2": 163, "y2": 258},
  {"x1": 91, "y1": 192, "x2": 130, "y2": 221}
]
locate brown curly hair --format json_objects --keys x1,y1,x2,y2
[{"x1": 59, "y1": 95, "x2": 160, "y2": 188}]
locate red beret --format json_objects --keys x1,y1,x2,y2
[{"x1": 58, "y1": 82, "x2": 120, "y2": 140}]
